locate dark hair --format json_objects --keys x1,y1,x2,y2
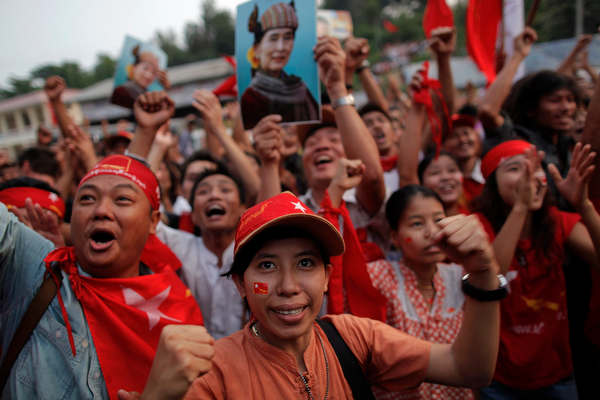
[
  {"x1": 225, "y1": 226, "x2": 330, "y2": 277},
  {"x1": 503, "y1": 70, "x2": 582, "y2": 130},
  {"x1": 189, "y1": 166, "x2": 246, "y2": 208},
  {"x1": 358, "y1": 102, "x2": 392, "y2": 122},
  {"x1": 417, "y1": 151, "x2": 460, "y2": 183},
  {"x1": 385, "y1": 185, "x2": 444, "y2": 231},
  {"x1": 472, "y1": 171, "x2": 557, "y2": 262},
  {"x1": 181, "y1": 150, "x2": 223, "y2": 184},
  {"x1": 0, "y1": 176, "x2": 61, "y2": 195},
  {"x1": 17, "y1": 147, "x2": 61, "y2": 180}
]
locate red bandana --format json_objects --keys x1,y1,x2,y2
[
  {"x1": 318, "y1": 191, "x2": 387, "y2": 321},
  {"x1": 0, "y1": 186, "x2": 65, "y2": 218},
  {"x1": 412, "y1": 61, "x2": 451, "y2": 157},
  {"x1": 380, "y1": 155, "x2": 399, "y2": 172},
  {"x1": 79, "y1": 155, "x2": 160, "y2": 210},
  {"x1": 44, "y1": 247, "x2": 203, "y2": 399},
  {"x1": 481, "y1": 140, "x2": 532, "y2": 179}
]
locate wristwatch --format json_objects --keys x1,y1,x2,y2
[
  {"x1": 461, "y1": 273, "x2": 508, "y2": 301},
  {"x1": 331, "y1": 94, "x2": 355, "y2": 110},
  {"x1": 356, "y1": 59, "x2": 370, "y2": 73}
]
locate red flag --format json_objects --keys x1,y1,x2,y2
[
  {"x1": 423, "y1": 0, "x2": 454, "y2": 38},
  {"x1": 383, "y1": 19, "x2": 398, "y2": 33},
  {"x1": 466, "y1": 0, "x2": 503, "y2": 84},
  {"x1": 213, "y1": 55, "x2": 238, "y2": 98},
  {"x1": 44, "y1": 247, "x2": 203, "y2": 400},
  {"x1": 253, "y1": 282, "x2": 269, "y2": 295}
]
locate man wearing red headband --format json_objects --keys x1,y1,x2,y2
[{"x1": 0, "y1": 93, "x2": 208, "y2": 400}]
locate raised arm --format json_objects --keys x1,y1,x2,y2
[
  {"x1": 127, "y1": 91, "x2": 175, "y2": 159},
  {"x1": 430, "y1": 27, "x2": 457, "y2": 114},
  {"x1": 345, "y1": 37, "x2": 390, "y2": 113},
  {"x1": 478, "y1": 28, "x2": 537, "y2": 130},
  {"x1": 315, "y1": 36, "x2": 386, "y2": 216},
  {"x1": 557, "y1": 35, "x2": 593, "y2": 77},
  {"x1": 192, "y1": 90, "x2": 260, "y2": 205},
  {"x1": 491, "y1": 147, "x2": 543, "y2": 274},
  {"x1": 44, "y1": 76, "x2": 75, "y2": 139},
  {"x1": 147, "y1": 123, "x2": 176, "y2": 172},
  {"x1": 549, "y1": 143, "x2": 600, "y2": 269},
  {"x1": 582, "y1": 63, "x2": 600, "y2": 199},
  {"x1": 252, "y1": 115, "x2": 285, "y2": 202},
  {"x1": 397, "y1": 71, "x2": 427, "y2": 187},
  {"x1": 426, "y1": 214, "x2": 500, "y2": 387}
]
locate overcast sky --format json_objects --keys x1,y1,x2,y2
[{"x1": 0, "y1": 0, "x2": 249, "y2": 88}]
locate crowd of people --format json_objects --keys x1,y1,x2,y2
[{"x1": 1, "y1": 4, "x2": 600, "y2": 399}]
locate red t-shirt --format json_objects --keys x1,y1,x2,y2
[
  {"x1": 476, "y1": 208, "x2": 580, "y2": 390},
  {"x1": 462, "y1": 177, "x2": 483, "y2": 204},
  {"x1": 587, "y1": 198, "x2": 600, "y2": 347}
]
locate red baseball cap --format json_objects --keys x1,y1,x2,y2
[{"x1": 233, "y1": 191, "x2": 344, "y2": 261}]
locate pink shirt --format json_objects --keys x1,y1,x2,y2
[{"x1": 367, "y1": 259, "x2": 473, "y2": 400}]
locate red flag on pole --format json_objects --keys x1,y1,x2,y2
[
  {"x1": 383, "y1": 19, "x2": 398, "y2": 33},
  {"x1": 423, "y1": 0, "x2": 455, "y2": 38},
  {"x1": 467, "y1": 0, "x2": 503, "y2": 85}
]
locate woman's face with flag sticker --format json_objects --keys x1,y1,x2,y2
[{"x1": 234, "y1": 236, "x2": 330, "y2": 350}]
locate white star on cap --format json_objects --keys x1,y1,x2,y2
[
  {"x1": 122, "y1": 286, "x2": 181, "y2": 330},
  {"x1": 48, "y1": 193, "x2": 59, "y2": 202},
  {"x1": 291, "y1": 201, "x2": 307, "y2": 213}
]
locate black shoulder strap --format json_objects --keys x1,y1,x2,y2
[
  {"x1": 0, "y1": 263, "x2": 62, "y2": 391},
  {"x1": 316, "y1": 318, "x2": 376, "y2": 400}
]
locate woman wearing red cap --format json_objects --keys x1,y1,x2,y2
[
  {"x1": 240, "y1": 1, "x2": 319, "y2": 129},
  {"x1": 474, "y1": 140, "x2": 600, "y2": 398},
  {"x1": 135, "y1": 190, "x2": 506, "y2": 399}
]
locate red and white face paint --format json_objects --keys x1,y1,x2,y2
[{"x1": 253, "y1": 282, "x2": 269, "y2": 295}]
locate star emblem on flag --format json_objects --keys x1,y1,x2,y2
[
  {"x1": 122, "y1": 285, "x2": 181, "y2": 330},
  {"x1": 291, "y1": 201, "x2": 307, "y2": 213}
]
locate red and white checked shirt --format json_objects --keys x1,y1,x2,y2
[{"x1": 367, "y1": 259, "x2": 473, "y2": 400}]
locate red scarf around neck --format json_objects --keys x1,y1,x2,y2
[
  {"x1": 318, "y1": 191, "x2": 386, "y2": 321},
  {"x1": 44, "y1": 246, "x2": 203, "y2": 399},
  {"x1": 380, "y1": 154, "x2": 399, "y2": 172}
]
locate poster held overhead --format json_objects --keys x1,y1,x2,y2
[
  {"x1": 236, "y1": 0, "x2": 321, "y2": 130},
  {"x1": 110, "y1": 35, "x2": 168, "y2": 109}
]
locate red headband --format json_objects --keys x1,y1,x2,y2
[
  {"x1": 0, "y1": 187, "x2": 65, "y2": 218},
  {"x1": 481, "y1": 140, "x2": 533, "y2": 179},
  {"x1": 78, "y1": 155, "x2": 160, "y2": 210}
]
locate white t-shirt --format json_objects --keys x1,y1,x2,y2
[{"x1": 156, "y1": 223, "x2": 244, "y2": 339}]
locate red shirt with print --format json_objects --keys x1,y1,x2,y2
[{"x1": 476, "y1": 208, "x2": 580, "y2": 390}]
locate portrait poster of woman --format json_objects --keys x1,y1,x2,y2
[
  {"x1": 110, "y1": 35, "x2": 168, "y2": 109},
  {"x1": 236, "y1": 0, "x2": 321, "y2": 129}
]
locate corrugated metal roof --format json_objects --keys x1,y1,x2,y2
[
  {"x1": 0, "y1": 89, "x2": 79, "y2": 114},
  {"x1": 69, "y1": 57, "x2": 233, "y2": 103}
]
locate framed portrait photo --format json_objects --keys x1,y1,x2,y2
[
  {"x1": 236, "y1": 0, "x2": 321, "y2": 129},
  {"x1": 110, "y1": 35, "x2": 168, "y2": 109}
]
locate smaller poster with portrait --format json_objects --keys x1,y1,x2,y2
[
  {"x1": 236, "y1": 0, "x2": 321, "y2": 129},
  {"x1": 110, "y1": 35, "x2": 168, "y2": 109},
  {"x1": 317, "y1": 10, "x2": 353, "y2": 40}
]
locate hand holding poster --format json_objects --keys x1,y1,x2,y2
[
  {"x1": 236, "y1": 0, "x2": 321, "y2": 129},
  {"x1": 110, "y1": 35, "x2": 168, "y2": 109}
]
